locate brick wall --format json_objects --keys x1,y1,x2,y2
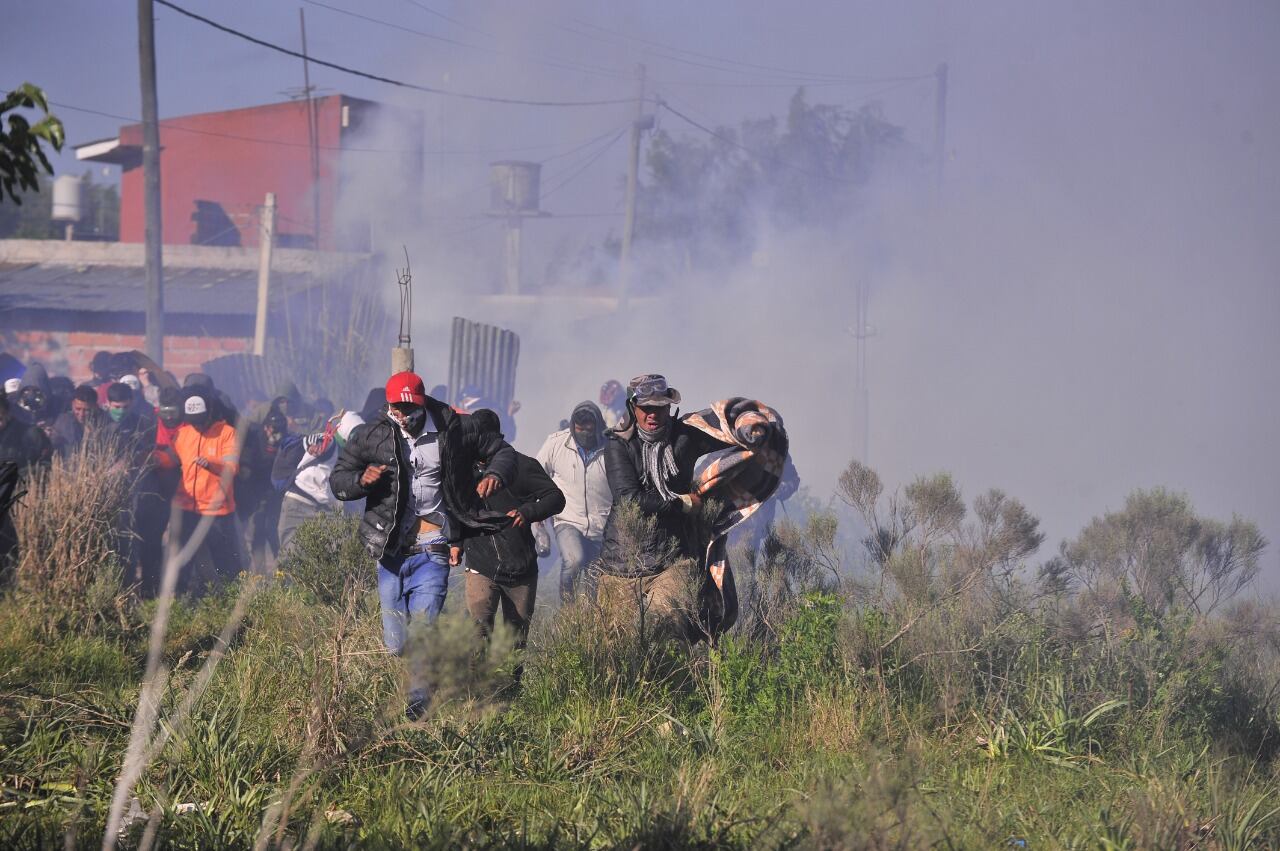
[{"x1": 1, "y1": 328, "x2": 252, "y2": 385}]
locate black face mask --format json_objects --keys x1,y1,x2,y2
[
  {"x1": 158, "y1": 408, "x2": 181, "y2": 429},
  {"x1": 17, "y1": 388, "x2": 45, "y2": 415},
  {"x1": 187, "y1": 414, "x2": 212, "y2": 431},
  {"x1": 572, "y1": 424, "x2": 598, "y2": 450}
]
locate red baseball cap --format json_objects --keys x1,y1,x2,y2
[{"x1": 385, "y1": 371, "x2": 426, "y2": 406}]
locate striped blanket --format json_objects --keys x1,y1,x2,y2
[{"x1": 683, "y1": 398, "x2": 789, "y2": 636}]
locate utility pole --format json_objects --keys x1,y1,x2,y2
[
  {"x1": 933, "y1": 62, "x2": 949, "y2": 193},
  {"x1": 253, "y1": 193, "x2": 276, "y2": 356},
  {"x1": 300, "y1": 8, "x2": 321, "y2": 250},
  {"x1": 138, "y1": 0, "x2": 164, "y2": 365},
  {"x1": 853, "y1": 279, "x2": 872, "y2": 464},
  {"x1": 618, "y1": 64, "x2": 652, "y2": 307}
]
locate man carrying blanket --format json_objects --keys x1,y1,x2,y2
[{"x1": 596, "y1": 374, "x2": 788, "y2": 641}]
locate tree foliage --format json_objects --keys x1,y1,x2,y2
[
  {"x1": 0, "y1": 83, "x2": 65, "y2": 205},
  {"x1": 634, "y1": 89, "x2": 905, "y2": 271},
  {"x1": 1049, "y1": 487, "x2": 1265, "y2": 618}
]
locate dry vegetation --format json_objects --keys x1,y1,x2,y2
[{"x1": 0, "y1": 452, "x2": 1278, "y2": 849}]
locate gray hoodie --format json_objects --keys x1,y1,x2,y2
[{"x1": 535, "y1": 401, "x2": 611, "y2": 540}]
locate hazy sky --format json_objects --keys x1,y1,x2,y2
[{"x1": 9, "y1": 1, "x2": 1280, "y2": 578}]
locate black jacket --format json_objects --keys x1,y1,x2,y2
[
  {"x1": 598, "y1": 418, "x2": 732, "y2": 577},
  {"x1": 0, "y1": 417, "x2": 51, "y2": 476},
  {"x1": 465, "y1": 452, "x2": 564, "y2": 585},
  {"x1": 330, "y1": 398, "x2": 518, "y2": 559}
]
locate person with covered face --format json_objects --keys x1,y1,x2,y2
[
  {"x1": 14, "y1": 364, "x2": 56, "y2": 440},
  {"x1": 162, "y1": 389, "x2": 248, "y2": 594},
  {"x1": 0, "y1": 392, "x2": 52, "y2": 575},
  {"x1": 238, "y1": 409, "x2": 289, "y2": 571},
  {"x1": 535, "y1": 400, "x2": 611, "y2": 602},
  {"x1": 272, "y1": 411, "x2": 363, "y2": 554},
  {"x1": 596, "y1": 374, "x2": 734, "y2": 641},
  {"x1": 463, "y1": 409, "x2": 564, "y2": 655},
  {"x1": 330, "y1": 372, "x2": 517, "y2": 717}
]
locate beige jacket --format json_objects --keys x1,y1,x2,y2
[{"x1": 535, "y1": 428, "x2": 611, "y2": 540}]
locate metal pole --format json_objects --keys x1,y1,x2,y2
[
  {"x1": 934, "y1": 62, "x2": 949, "y2": 193},
  {"x1": 618, "y1": 64, "x2": 647, "y2": 306},
  {"x1": 253, "y1": 193, "x2": 276, "y2": 356},
  {"x1": 504, "y1": 218, "x2": 521, "y2": 295},
  {"x1": 138, "y1": 0, "x2": 164, "y2": 365},
  {"x1": 300, "y1": 8, "x2": 321, "y2": 250}
]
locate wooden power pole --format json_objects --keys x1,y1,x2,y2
[
  {"x1": 618, "y1": 64, "x2": 651, "y2": 306},
  {"x1": 138, "y1": 0, "x2": 164, "y2": 364}
]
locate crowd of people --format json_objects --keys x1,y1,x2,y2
[{"x1": 0, "y1": 351, "x2": 793, "y2": 717}]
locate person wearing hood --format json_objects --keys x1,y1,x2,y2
[
  {"x1": 162, "y1": 388, "x2": 247, "y2": 594},
  {"x1": 330, "y1": 371, "x2": 517, "y2": 717},
  {"x1": 15, "y1": 364, "x2": 55, "y2": 439},
  {"x1": 52, "y1": 384, "x2": 107, "y2": 458},
  {"x1": 0, "y1": 392, "x2": 51, "y2": 575},
  {"x1": 535, "y1": 400, "x2": 611, "y2": 601},
  {"x1": 596, "y1": 374, "x2": 734, "y2": 642},
  {"x1": 237, "y1": 406, "x2": 289, "y2": 571},
  {"x1": 463, "y1": 409, "x2": 564, "y2": 663},
  {"x1": 273, "y1": 411, "x2": 363, "y2": 553},
  {"x1": 598, "y1": 379, "x2": 627, "y2": 430}
]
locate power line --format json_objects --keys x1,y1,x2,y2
[
  {"x1": 153, "y1": 0, "x2": 638, "y2": 108},
  {"x1": 563, "y1": 17, "x2": 933, "y2": 85},
  {"x1": 52, "y1": 100, "x2": 628, "y2": 157},
  {"x1": 540, "y1": 127, "x2": 628, "y2": 201},
  {"x1": 302, "y1": 0, "x2": 632, "y2": 81}
]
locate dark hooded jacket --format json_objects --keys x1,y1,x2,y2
[
  {"x1": 16, "y1": 364, "x2": 53, "y2": 427},
  {"x1": 464, "y1": 451, "x2": 564, "y2": 585},
  {"x1": 598, "y1": 413, "x2": 732, "y2": 577},
  {"x1": 330, "y1": 396, "x2": 518, "y2": 559},
  {"x1": 0, "y1": 415, "x2": 51, "y2": 476}
]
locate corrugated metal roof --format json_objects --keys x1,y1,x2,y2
[{"x1": 0, "y1": 262, "x2": 314, "y2": 316}]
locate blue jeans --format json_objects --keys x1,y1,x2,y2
[
  {"x1": 555, "y1": 524, "x2": 601, "y2": 602},
  {"x1": 377, "y1": 550, "x2": 450, "y2": 656}
]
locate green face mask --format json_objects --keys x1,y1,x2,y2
[{"x1": 108, "y1": 407, "x2": 126, "y2": 422}]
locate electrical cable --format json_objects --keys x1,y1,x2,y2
[
  {"x1": 563, "y1": 17, "x2": 934, "y2": 85},
  {"x1": 153, "y1": 0, "x2": 640, "y2": 108},
  {"x1": 539, "y1": 127, "x2": 628, "y2": 201},
  {"x1": 52, "y1": 101, "x2": 630, "y2": 157},
  {"x1": 302, "y1": 0, "x2": 633, "y2": 81}
]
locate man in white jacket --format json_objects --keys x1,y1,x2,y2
[
  {"x1": 535, "y1": 401, "x2": 611, "y2": 601},
  {"x1": 273, "y1": 411, "x2": 363, "y2": 553}
]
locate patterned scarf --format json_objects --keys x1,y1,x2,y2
[{"x1": 636, "y1": 421, "x2": 679, "y2": 501}]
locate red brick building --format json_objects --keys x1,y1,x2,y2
[{"x1": 75, "y1": 95, "x2": 422, "y2": 252}]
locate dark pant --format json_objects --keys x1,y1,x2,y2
[
  {"x1": 464, "y1": 571, "x2": 537, "y2": 648},
  {"x1": 173, "y1": 510, "x2": 249, "y2": 596},
  {"x1": 133, "y1": 489, "x2": 170, "y2": 598}
]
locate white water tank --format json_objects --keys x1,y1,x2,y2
[{"x1": 51, "y1": 175, "x2": 83, "y2": 222}]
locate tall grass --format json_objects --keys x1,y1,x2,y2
[
  {"x1": 0, "y1": 458, "x2": 1278, "y2": 848},
  {"x1": 9, "y1": 439, "x2": 135, "y2": 634}
]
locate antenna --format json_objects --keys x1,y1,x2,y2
[
  {"x1": 392, "y1": 246, "x2": 415, "y2": 373},
  {"x1": 396, "y1": 245, "x2": 413, "y2": 347}
]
